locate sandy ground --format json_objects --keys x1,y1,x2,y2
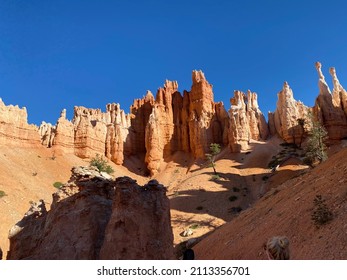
[{"x1": 0, "y1": 136, "x2": 321, "y2": 259}]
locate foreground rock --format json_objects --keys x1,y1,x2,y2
[{"x1": 7, "y1": 167, "x2": 174, "y2": 260}]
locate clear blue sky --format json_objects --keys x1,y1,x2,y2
[{"x1": 1, "y1": 0, "x2": 347, "y2": 125}]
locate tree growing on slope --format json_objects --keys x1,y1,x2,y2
[
  {"x1": 206, "y1": 143, "x2": 221, "y2": 175},
  {"x1": 304, "y1": 112, "x2": 328, "y2": 166}
]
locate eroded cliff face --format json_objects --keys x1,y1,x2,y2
[
  {"x1": 228, "y1": 90, "x2": 269, "y2": 152},
  {"x1": 313, "y1": 62, "x2": 347, "y2": 140},
  {"x1": 3, "y1": 64, "x2": 347, "y2": 174},
  {"x1": 269, "y1": 82, "x2": 309, "y2": 145},
  {"x1": 0, "y1": 98, "x2": 41, "y2": 146},
  {"x1": 53, "y1": 109, "x2": 75, "y2": 153},
  {"x1": 7, "y1": 166, "x2": 174, "y2": 260}
]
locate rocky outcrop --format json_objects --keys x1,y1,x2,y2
[
  {"x1": 38, "y1": 121, "x2": 55, "y2": 147},
  {"x1": 0, "y1": 98, "x2": 41, "y2": 146},
  {"x1": 5, "y1": 64, "x2": 347, "y2": 172},
  {"x1": 129, "y1": 91, "x2": 155, "y2": 155},
  {"x1": 187, "y1": 70, "x2": 216, "y2": 158},
  {"x1": 313, "y1": 62, "x2": 347, "y2": 140},
  {"x1": 105, "y1": 103, "x2": 131, "y2": 165},
  {"x1": 53, "y1": 109, "x2": 75, "y2": 153},
  {"x1": 228, "y1": 90, "x2": 268, "y2": 152},
  {"x1": 73, "y1": 106, "x2": 108, "y2": 158},
  {"x1": 270, "y1": 82, "x2": 309, "y2": 144},
  {"x1": 7, "y1": 167, "x2": 174, "y2": 260},
  {"x1": 144, "y1": 72, "x2": 230, "y2": 175},
  {"x1": 145, "y1": 81, "x2": 177, "y2": 175},
  {"x1": 99, "y1": 178, "x2": 173, "y2": 259},
  {"x1": 329, "y1": 67, "x2": 347, "y2": 118}
]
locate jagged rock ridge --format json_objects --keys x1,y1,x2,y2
[{"x1": 1, "y1": 63, "x2": 347, "y2": 174}]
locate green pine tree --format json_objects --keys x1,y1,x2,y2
[
  {"x1": 304, "y1": 112, "x2": 328, "y2": 166},
  {"x1": 206, "y1": 143, "x2": 221, "y2": 175}
]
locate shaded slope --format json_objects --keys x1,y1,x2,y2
[{"x1": 194, "y1": 147, "x2": 347, "y2": 259}]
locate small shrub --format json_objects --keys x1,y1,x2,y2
[
  {"x1": 229, "y1": 195, "x2": 238, "y2": 202},
  {"x1": 90, "y1": 154, "x2": 114, "y2": 174},
  {"x1": 32, "y1": 172, "x2": 38, "y2": 176},
  {"x1": 189, "y1": 223, "x2": 200, "y2": 230},
  {"x1": 0, "y1": 190, "x2": 7, "y2": 198},
  {"x1": 311, "y1": 195, "x2": 333, "y2": 226},
  {"x1": 232, "y1": 187, "x2": 240, "y2": 192},
  {"x1": 53, "y1": 182, "x2": 63, "y2": 189},
  {"x1": 211, "y1": 174, "x2": 220, "y2": 181},
  {"x1": 174, "y1": 169, "x2": 179, "y2": 173}
]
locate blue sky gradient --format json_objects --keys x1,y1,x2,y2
[{"x1": 1, "y1": 0, "x2": 347, "y2": 125}]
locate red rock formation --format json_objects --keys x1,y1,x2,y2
[
  {"x1": 228, "y1": 90, "x2": 268, "y2": 152},
  {"x1": 129, "y1": 91, "x2": 155, "y2": 156},
  {"x1": 53, "y1": 109, "x2": 75, "y2": 153},
  {"x1": 105, "y1": 103, "x2": 131, "y2": 165},
  {"x1": 7, "y1": 167, "x2": 174, "y2": 260},
  {"x1": 144, "y1": 72, "x2": 230, "y2": 174},
  {"x1": 329, "y1": 67, "x2": 347, "y2": 117},
  {"x1": 73, "y1": 106, "x2": 108, "y2": 158},
  {"x1": 38, "y1": 121, "x2": 55, "y2": 147},
  {"x1": 0, "y1": 98, "x2": 41, "y2": 146},
  {"x1": 145, "y1": 81, "x2": 177, "y2": 175},
  {"x1": 270, "y1": 82, "x2": 309, "y2": 144},
  {"x1": 313, "y1": 62, "x2": 347, "y2": 140},
  {"x1": 187, "y1": 70, "x2": 216, "y2": 158}
]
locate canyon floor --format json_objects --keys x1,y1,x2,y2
[{"x1": 0, "y1": 137, "x2": 346, "y2": 259}]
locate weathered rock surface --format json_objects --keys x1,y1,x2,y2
[
  {"x1": 73, "y1": 106, "x2": 108, "y2": 158},
  {"x1": 38, "y1": 121, "x2": 55, "y2": 147},
  {"x1": 4, "y1": 64, "x2": 347, "y2": 173},
  {"x1": 53, "y1": 109, "x2": 75, "y2": 153},
  {"x1": 187, "y1": 70, "x2": 216, "y2": 158},
  {"x1": 228, "y1": 90, "x2": 268, "y2": 152},
  {"x1": 7, "y1": 167, "x2": 174, "y2": 260},
  {"x1": 0, "y1": 98, "x2": 41, "y2": 146},
  {"x1": 105, "y1": 103, "x2": 131, "y2": 165},
  {"x1": 99, "y1": 178, "x2": 174, "y2": 259},
  {"x1": 313, "y1": 62, "x2": 347, "y2": 140},
  {"x1": 145, "y1": 81, "x2": 177, "y2": 175},
  {"x1": 270, "y1": 82, "x2": 309, "y2": 145},
  {"x1": 144, "y1": 72, "x2": 230, "y2": 174}
]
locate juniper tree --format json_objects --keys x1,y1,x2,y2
[{"x1": 206, "y1": 143, "x2": 221, "y2": 175}]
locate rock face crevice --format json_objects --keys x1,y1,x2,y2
[{"x1": 7, "y1": 167, "x2": 174, "y2": 260}]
